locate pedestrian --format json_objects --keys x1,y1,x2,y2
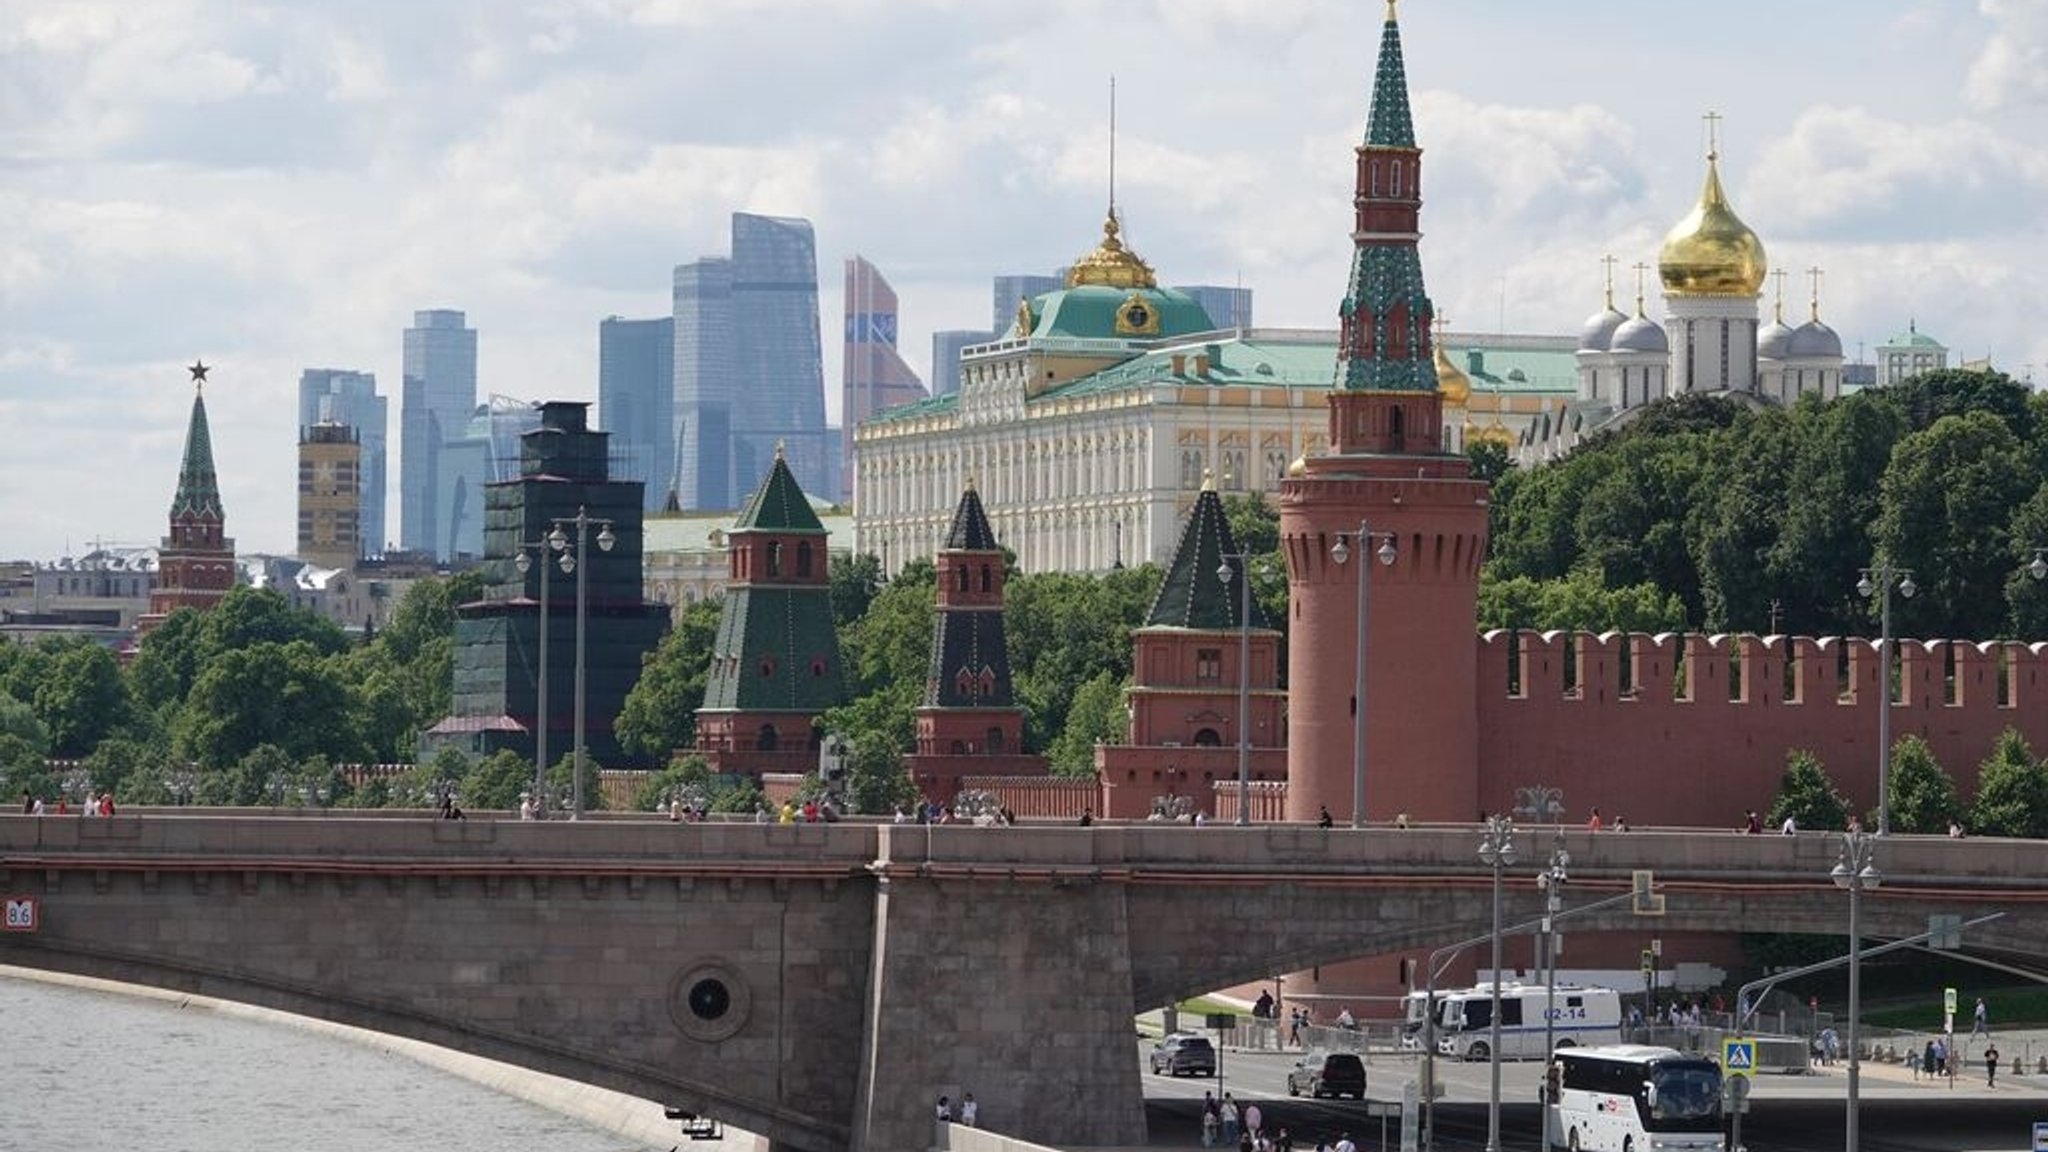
[
  {"x1": 1289, "y1": 1007, "x2": 1303, "y2": 1048},
  {"x1": 1243, "y1": 1102, "x2": 1263, "y2": 1141},
  {"x1": 1077, "y1": 808, "x2": 1093, "y2": 827},
  {"x1": 1586, "y1": 806, "x2": 1603, "y2": 832},
  {"x1": 960, "y1": 1092, "x2": 979, "y2": 1126},
  {"x1": 668, "y1": 796, "x2": 682, "y2": 822},
  {"x1": 1201, "y1": 1092, "x2": 1220, "y2": 1148},
  {"x1": 778, "y1": 801, "x2": 795, "y2": 824},
  {"x1": 1949, "y1": 818, "x2": 1965, "y2": 838},
  {"x1": 1972, "y1": 997, "x2": 1988, "y2": 1036},
  {"x1": 1922, "y1": 1040, "x2": 1938, "y2": 1079},
  {"x1": 1333, "y1": 1134, "x2": 1357, "y2": 1152},
  {"x1": 1220, "y1": 1094, "x2": 1240, "y2": 1145},
  {"x1": 1847, "y1": 815, "x2": 1863, "y2": 834},
  {"x1": 934, "y1": 1095, "x2": 953, "y2": 1123},
  {"x1": 1613, "y1": 814, "x2": 1630, "y2": 832},
  {"x1": 1985, "y1": 1043, "x2": 2000, "y2": 1087},
  {"x1": 519, "y1": 794, "x2": 534, "y2": 821},
  {"x1": 29, "y1": 795, "x2": 43, "y2": 816},
  {"x1": 19, "y1": 789, "x2": 31, "y2": 814},
  {"x1": 99, "y1": 791, "x2": 116, "y2": 817},
  {"x1": 1337, "y1": 1005, "x2": 1356, "y2": 1030},
  {"x1": 1742, "y1": 810, "x2": 1760, "y2": 834},
  {"x1": 1273, "y1": 1126, "x2": 1294, "y2": 1152},
  {"x1": 1317, "y1": 805, "x2": 1333, "y2": 828},
  {"x1": 1780, "y1": 813, "x2": 1797, "y2": 834}
]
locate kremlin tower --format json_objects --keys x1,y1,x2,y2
[
  {"x1": 1278, "y1": 0, "x2": 1489, "y2": 824},
  {"x1": 136, "y1": 362, "x2": 238, "y2": 640}
]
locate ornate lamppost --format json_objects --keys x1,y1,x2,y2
[
  {"x1": 1215, "y1": 552, "x2": 1255, "y2": 825},
  {"x1": 1832, "y1": 832, "x2": 1881, "y2": 1152},
  {"x1": 551, "y1": 507, "x2": 615, "y2": 818},
  {"x1": 514, "y1": 523, "x2": 569, "y2": 817},
  {"x1": 1477, "y1": 815, "x2": 1517, "y2": 1152},
  {"x1": 1537, "y1": 834, "x2": 1569, "y2": 1152},
  {"x1": 1856, "y1": 563, "x2": 1914, "y2": 834}
]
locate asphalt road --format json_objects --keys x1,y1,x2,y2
[{"x1": 1137, "y1": 1045, "x2": 2048, "y2": 1151}]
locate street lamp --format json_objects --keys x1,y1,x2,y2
[
  {"x1": 1477, "y1": 815, "x2": 1518, "y2": 1152},
  {"x1": 553, "y1": 506, "x2": 616, "y2": 819},
  {"x1": 1537, "y1": 834, "x2": 1569, "y2": 1152},
  {"x1": 2031, "y1": 547, "x2": 2048, "y2": 583},
  {"x1": 514, "y1": 524, "x2": 571, "y2": 818},
  {"x1": 1831, "y1": 831, "x2": 1881, "y2": 1152},
  {"x1": 1856, "y1": 563, "x2": 1914, "y2": 835},
  {"x1": 164, "y1": 766, "x2": 197, "y2": 807},
  {"x1": 1215, "y1": 552, "x2": 1256, "y2": 825},
  {"x1": 1330, "y1": 524, "x2": 1397, "y2": 827}
]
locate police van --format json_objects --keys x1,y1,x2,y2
[{"x1": 1404, "y1": 983, "x2": 1623, "y2": 1061}]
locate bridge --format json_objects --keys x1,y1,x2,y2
[{"x1": 2, "y1": 815, "x2": 2042, "y2": 1151}]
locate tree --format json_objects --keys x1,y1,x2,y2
[
  {"x1": 1878, "y1": 735, "x2": 1962, "y2": 834},
  {"x1": 2004, "y1": 480, "x2": 2048, "y2": 637},
  {"x1": 1475, "y1": 566, "x2": 1685, "y2": 634},
  {"x1": 615, "y1": 598, "x2": 724, "y2": 762},
  {"x1": 1970, "y1": 728, "x2": 2048, "y2": 839},
  {"x1": 83, "y1": 736, "x2": 162, "y2": 802},
  {"x1": 462, "y1": 749, "x2": 536, "y2": 812},
  {"x1": 1765, "y1": 749, "x2": 1849, "y2": 832},
  {"x1": 1044, "y1": 670, "x2": 1127, "y2": 777},
  {"x1": 829, "y1": 552, "x2": 883, "y2": 628},
  {"x1": 1874, "y1": 411, "x2": 2034, "y2": 640},
  {"x1": 198, "y1": 585, "x2": 351, "y2": 659},
  {"x1": 33, "y1": 642, "x2": 134, "y2": 757},
  {"x1": 1220, "y1": 492, "x2": 1280, "y2": 557},
  {"x1": 128, "y1": 607, "x2": 210, "y2": 715},
  {"x1": 1007, "y1": 565, "x2": 1160, "y2": 750},
  {"x1": 173, "y1": 641, "x2": 363, "y2": 768},
  {"x1": 1466, "y1": 440, "x2": 1512, "y2": 485}
]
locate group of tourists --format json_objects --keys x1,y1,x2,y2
[
  {"x1": 1201, "y1": 1091, "x2": 1351, "y2": 1152},
  {"x1": 19, "y1": 788, "x2": 116, "y2": 817}
]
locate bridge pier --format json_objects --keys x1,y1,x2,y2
[{"x1": 851, "y1": 826, "x2": 1147, "y2": 1152}]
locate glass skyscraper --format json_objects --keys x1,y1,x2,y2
[
  {"x1": 1174, "y1": 284, "x2": 1254, "y2": 331},
  {"x1": 297, "y1": 368, "x2": 388, "y2": 558},
  {"x1": 991, "y1": 273, "x2": 1062, "y2": 336},
  {"x1": 672, "y1": 213, "x2": 832, "y2": 511},
  {"x1": 841, "y1": 256, "x2": 928, "y2": 494},
  {"x1": 598, "y1": 316, "x2": 675, "y2": 510},
  {"x1": 433, "y1": 395, "x2": 540, "y2": 563},
  {"x1": 400, "y1": 309, "x2": 478, "y2": 559}
]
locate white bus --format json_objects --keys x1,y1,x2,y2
[
  {"x1": 1545, "y1": 1044, "x2": 1725, "y2": 1152},
  {"x1": 1404, "y1": 983, "x2": 1622, "y2": 1061}
]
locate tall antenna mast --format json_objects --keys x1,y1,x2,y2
[{"x1": 1108, "y1": 75, "x2": 1118, "y2": 221}]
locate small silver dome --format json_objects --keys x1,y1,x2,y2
[
  {"x1": 1787, "y1": 319, "x2": 1843, "y2": 359},
  {"x1": 1758, "y1": 319, "x2": 1794, "y2": 360},
  {"x1": 1610, "y1": 315, "x2": 1668, "y2": 354},
  {"x1": 1579, "y1": 306, "x2": 1628, "y2": 351}
]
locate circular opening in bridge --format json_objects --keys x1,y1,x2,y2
[{"x1": 688, "y1": 978, "x2": 731, "y2": 1021}]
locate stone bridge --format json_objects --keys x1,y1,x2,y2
[{"x1": 2, "y1": 815, "x2": 2042, "y2": 1151}]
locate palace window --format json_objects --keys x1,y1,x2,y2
[{"x1": 1196, "y1": 648, "x2": 1222, "y2": 684}]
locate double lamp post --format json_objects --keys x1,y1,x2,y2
[{"x1": 515, "y1": 507, "x2": 615, "y2": 819}]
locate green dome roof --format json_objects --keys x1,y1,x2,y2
[{"x1": 1020, "y1": 285, "x2": 1216, "y2": 341}]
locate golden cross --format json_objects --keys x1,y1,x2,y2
[
  {"x1": 1632, "y1": 261, "x2": 1651, "y2": 312},
  {"x1": 1600, "y1": 254, "x2": 1619, "y2": 307},
  {"x1": 1703, "y1": 110, "x2": 1722, "y2": 159},
  {"x1": 1807, "y1": 265, "x2": 1825, "y2": 319}
]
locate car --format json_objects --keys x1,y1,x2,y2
[
  {"x1": 1149, "y1": 1033, "x2": 1218, "y2": 1077},
  {"x1": 1287, "y1": 1051, "x2": 1367, "y2": 1099}
]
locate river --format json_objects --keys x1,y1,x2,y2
[{"x1": 0, "y1": 972, "x2": 683, "y2": 1152}]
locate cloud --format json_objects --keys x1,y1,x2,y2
[
  {"x1": 1743, "y1": 105, "x2": 2048, "y2": 241},
  {"x1": 1968, "y1": 0, "x2": 2048, "y2": 110}
]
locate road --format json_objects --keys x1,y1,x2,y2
[{"x1": 1137, "y1": 1044, "x2": 2048, "y2": 1150}]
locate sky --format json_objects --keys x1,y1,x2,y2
[{"x1": 6, "y1": 0, "x2": 2048, "y2": 562}]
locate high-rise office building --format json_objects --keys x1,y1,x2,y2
[
  {"x1": 598, "y1": 316, "x2": 675, "y2": 510},
  {"x1": 991, "y1": 273, "x2": 1062, "y2": 336},
  {"x1": 930, "y1": 330, "x2": 987, "y2": 397},
  {"x1": 298, "y1": 369, "x2": 387, "y2": 558},
  {"x1": 672, "y1": 213, "x2": 832, "y2": 511},
  {"x1": 841, "y1": 257, "x2": 928, "y2": 495},
  {"x1": 400, "y1": 309, "x2": 478, "y2": 559},
  {"x1": 297, "y1": 421, "x2": 362, "y2": 570},
  {"x1": 434, "y1": 395, "x2": 541, "y2": 563},
  {"x1": 1174, "y1": 284, "x2": 1254, "y2": 331}
]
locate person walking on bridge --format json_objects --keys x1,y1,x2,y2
[
  {"x1": 1985, "y1": 1043, "x2": 2000, "y2": 1087},
  {"x1": 1973, "y1": 997, "x2": 1988, "y2": 1037}
]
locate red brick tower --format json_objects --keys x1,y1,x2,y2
[
  {"x1": 137, "y1": 361, "x2": 238, "y2": 640},
  {"x1": 904, "y1": 480, "x2": 1040, "y2": 799},
  {"x1": 1279, "y1": 4, "x2": 1487, "y2": 824}
]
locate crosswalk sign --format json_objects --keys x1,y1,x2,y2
[{"x1": 1722, "y1": 1038, "x2": 1756, "y2": 1078}]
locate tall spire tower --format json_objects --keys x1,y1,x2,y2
[
  {"x1": 1278, "y1": 3, "x2": 1488, "y2": 825},
  {"x1": 137, "y1": 362, "x2": 238, "y2": 639}
]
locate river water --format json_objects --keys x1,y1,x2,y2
[{"x1": 0, "y1": 974, "x2": 662, "y2": 1152}]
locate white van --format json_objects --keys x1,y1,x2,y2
[{"x1": 1404, "y1": 983, "x2": 1622, "y2": 1061}]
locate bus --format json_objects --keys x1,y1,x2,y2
[
  {"x1": 1404, "y1": 983, "x2": 1623, "y2": 1061},
  {"x1": 1545, "y1": 1044, "x2": 1725, "y2": 1152}
]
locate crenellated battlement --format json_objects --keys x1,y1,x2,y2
[{"x1": 1474, "y1": 630, "x2": 2048, "y2": 829}]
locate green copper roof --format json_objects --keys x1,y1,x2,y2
[
  {"x1": 699, "y1": 585, "x2": 846, "y2": 712},
  {"x1": 1365, "y1": 10, "x2": 1416, "y2": 148},
  {"x1": 944, "y1": 485, "x2": 1000, "y2": 551},
  {"x1": 169, "y1": 388, "x2": 225, "y2": 521},
  {"x1": 1338, "y1": 248, "x2": 1436, "y2": 392},
  {"x1": 1145, "y1": 486, "x2": 1274, "y2": 632},
  {"x1": 732, "y1": 453, "x2": 825, "y2": 534},
  {"x1": 1024, "y1": 285, "x2": 1216, "y2": 341},
  {"x1": 1882, "y1": 324, "x2": 1943, "y2": 349}
]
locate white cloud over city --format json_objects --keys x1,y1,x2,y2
[{"x1": 3, "y1": 0, "x2": 2045, "y2": 560}]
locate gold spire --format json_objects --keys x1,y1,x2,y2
[
  {"x1": 1432, "y1": 315, "x2": 1469, "y2": 407},
  {"x1": 1066, "y1": 210, "x2": 1158, "y2": 290},
  {"x1": 1658, "y1": 122, "x2": 1767, "y2": 298},
  {"x1": 964, "y1": 473, "x2": 977, "y2": 493},
  {"x1": 773, "y1": 438, "x2": 786, "y2": 462},
  {"x1": 1385, "y1": 0, "x2": 1398, "y2": 20},
  {"x1": 1200, "y1": 467, "x2": 1215, "y2": 492}
]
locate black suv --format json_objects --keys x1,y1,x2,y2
[
  {"x1": 1287, "y1": 1051, "x2": 1367, "y2": 1099},
  {"x1": 1149, "y1": 1034, "x2": 1218, "y2": 1077}
]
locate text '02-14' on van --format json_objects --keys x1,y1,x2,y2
[{"x1": 1405, "y1": 984, "x2": 1623, "y2": 1062}]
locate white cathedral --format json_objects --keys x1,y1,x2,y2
[{"x1": 1521, "y1": 138, "x2": 1847, "y2": 462}]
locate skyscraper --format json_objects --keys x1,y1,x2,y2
[
  {"x1": 434, "y1": 395, "x2": 541, "y2": 563},
  {"x1": 1174, "y1": 284, "x2": 1254, "y2": 331},
  {"x1": 297, "y1": 421, "x2": 361, "y2": 570},
  {"x1": 298, "y1": 368, "x2": 387, "y2": 557},
  {"x1": 672, "y1": 213, "x2": 832, "y2": 511},
  {"x1": 990, "y1": 273, "x2": 1062, "y2": 336},
  {"x1": 841, "y1": 256, "x2": 928, "y2": 494},
  {"x1": 598, "y1": 315, "x2": 675, "y2": 510},
  {"x1": 929, "y1": 330, "x2": 986, "y2": 397},
  {"x1": 400, "y1": 309, "x2": 478, "y2": 559}
]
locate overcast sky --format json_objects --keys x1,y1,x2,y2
[{"x1": 6, "y1": 0, "x2": 2047, "y2": 562}]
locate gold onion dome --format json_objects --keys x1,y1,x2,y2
[
  {"x1": 1432, "y1": 339, "x2": 1470, "y2": 406},
  {"x1": 1066, "y1": 211, "x2": 1157, "y2": 290},
  {"x1": 1658, "y1": 153, "x2": 1766, "y2": 297}
]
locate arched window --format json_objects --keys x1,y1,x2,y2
[
  {"x1": 1389, "y1": 406, "x2": 1406, "y2": 444},
  {"x1": 756, "y1": 724, "x2": 779, "y2": 751},
  {"x1": 766, "y1": 540, "x2": 781, "y2": 577},
  {"x1": 956, "y1": 566, "x2": 969, "y2": 592},
  {"x1": 979, "y1": 564, "x2": 992, "y2": 593},
  {"x1": 1192, "y1": 728, "x2": 1223, "y2": 747},
  {"x1": 1369, "y1": 160, "x2": 1380, "y2": 196},
  {"x1": 1391, "y1": 160, "x2": 1403, "y2": 197},
  {"x1": 796, "y1": 540, "x2": 813, "y2": 577}
]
